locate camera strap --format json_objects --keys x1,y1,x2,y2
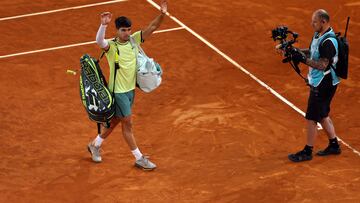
[{"x1": 289, "y1": 60, "x2": 309, "y2": 85}]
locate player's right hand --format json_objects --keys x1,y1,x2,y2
[{"x1": 100, "y1": 12, "x2": 112, "y2": 25}]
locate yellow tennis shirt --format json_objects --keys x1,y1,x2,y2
[{"x1": 105, "y1": 31, "x2": 142, "y2": 93}]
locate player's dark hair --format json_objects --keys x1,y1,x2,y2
[{"x1": 115, "y1": 16, "x2": 132, "y2": 29}]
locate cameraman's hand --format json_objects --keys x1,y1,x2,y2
[
  {"x1": 291, "y1": 48, "x2": 307, "y2": 63},
  {"x1": 275, "y1": 44, "x2": 285, "y2": 55}
]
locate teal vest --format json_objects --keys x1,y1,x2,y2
[{"x1": 308, "y1": 28, "x2": 340, "y2": 87}]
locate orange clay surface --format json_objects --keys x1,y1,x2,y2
[{"x1": 0, "y1": 0, "x2": 360, "y2": 202}]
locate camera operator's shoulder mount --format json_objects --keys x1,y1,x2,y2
[{"x1": 272, "y1": 26, "x2": 308, "y2": 83}]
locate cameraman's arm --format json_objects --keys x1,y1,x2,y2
[
  {"x1": 304, "y1": 58, "x2": 329, "y2": 70},
  {"x1": 304, "y1": 40, "x2": 336, "y2": 70}
]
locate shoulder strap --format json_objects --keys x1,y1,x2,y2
[
  {"x1": 129, "y1": 36, "x2": 136, "y2": 48},
  {"x1": 112, "y1": 38, "x2": 120, "y2": 95},
  {"x1": 316, "y1": 32, "x2": 337, "y2": 71},
  {"x1": 129, "y1": 36, "x2": 145, "y2": 57},
  {"x1": 98, "y1": 38, "x2": 115, "y2": 62},
  {"x1": 98, "y1": 51, "x2": 105, "y2": 61},
  {"x1": 319, "y1": 31, "x2": 337, "y2": 46}
]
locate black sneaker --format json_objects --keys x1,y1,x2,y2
[
  {"x1": 316, "y1": 145, "x2": 341, "y2": 156},
  {"x1": 288, "y1": 150, "x2": 313, "y2": 162}
]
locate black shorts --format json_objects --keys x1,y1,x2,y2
[{"x1": 305, "y1": 74, "x2": 337, "y2": 122}]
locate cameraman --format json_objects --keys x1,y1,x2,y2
[{"x1": 287, "y1": 9, "x2": 341, "y2": 162}]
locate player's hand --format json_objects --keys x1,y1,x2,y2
[
  {"x1": 160, "y1": 0, "x2": 167, "y2": 14},
  {"x1": 100, "y1": 12, "x2": 112, "y2": 25}
]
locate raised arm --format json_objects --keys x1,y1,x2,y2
[
  {"x1": 142, "y1": 0, "x2": 167, "y2": 41},
  {"x1": 96, "y1": 12, "x2": 112, "y2": 51}
]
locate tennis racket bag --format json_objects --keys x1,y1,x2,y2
[{"x1": 79, "y1": 54, "x2": 115, "y2": 123}]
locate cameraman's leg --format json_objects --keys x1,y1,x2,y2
[
  {"x1": 288, "y1": 89, "x2": 318, "y2": 162},
  {"x1": 317, "y1": 115, "x2": 341, "y2": 156},
  {"x1": 317, "y1": 83, "x2": 340, "y2": 155},
  {"x1": 305, "y1": 87, "x2": 322, "y2": 147},
  {"x1": 307, "y1": 119, "x2": 318, "y2": 146},
  {"x1": 288, "y1": 118, "x2": 315, "y2": 162},
  {"x1": 319, "y1": 82, "x2": 338, "y2": 140},
  {"x1": 320, "y1": 116, "x2": 336, "y2": 139}
]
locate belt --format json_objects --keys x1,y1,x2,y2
[{"x1": 310, "y1": 85, "x2": 319, "y2": 94}]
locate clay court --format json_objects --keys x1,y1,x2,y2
[{"x1": 1, "y1": 0, "x2": 360, "y2": 202}]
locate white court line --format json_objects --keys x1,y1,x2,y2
[
  {"x1": 0, "y1": 0, "x2": 128, "y2": 21},
  {"x1": 152, "y1": 26, "x2": 184, "y2": 34},
  {"x1": 0, "y1": 27, "x2": 185, "y2": 59},
  {"x1": 146, "y1": 0, "x2": 360, "y2": 157}
]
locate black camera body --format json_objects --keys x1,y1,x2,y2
[
  {"x1": 271, "y1": 26, "x2": 299, "y2": 63},
  {"x1": 272, "y1": 26, "x2": 309, "y2": 83},
  {"x1": 271, "y1": 26, "x2": 290, "y2": 41}
]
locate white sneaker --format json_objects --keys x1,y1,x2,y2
[
  {"x1": 135, "y1": 156, "x2": 156, "y2": 170},
  {"x1": 87, "y1": 142, "x2": 102, "y2": 163}
]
